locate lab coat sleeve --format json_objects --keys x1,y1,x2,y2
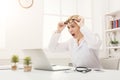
[
  {"x1": 48, "y1": 32, "x2": 69, "y2": 52},
  {"x1": 80, "y1": 27, "x2": 101, "y2": 49}
]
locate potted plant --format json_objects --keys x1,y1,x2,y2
[
  {"x1": 11, "y1": 55, "x2": 19, "y2": 70},
  {"x1": 110, "y1": 39, "x2": 119, "y2": 51},
  {"x1": 23, "y1": 56, "x2": 32, "y2": 72},
  {"x1": 110, "y1": 40, "x2": 119, "y2": 46}
]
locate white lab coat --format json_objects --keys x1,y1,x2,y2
[{"x1": 48, "y1": 27, "x2": 102, "y2": 68}]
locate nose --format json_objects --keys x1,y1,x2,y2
[{"x1": 69, "y1": 27, "x2": 73, "y2": 33}]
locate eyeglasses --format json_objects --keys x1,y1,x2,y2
[
  {"x1": 64, "y1": 19, "x2": 80, "y2": 25},
  {"x1": 75, "y1": 67, "x2": 91, "y2": 73}
]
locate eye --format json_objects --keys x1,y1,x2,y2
[
  {"x1": 71, "y1": 26, "x2": 75, "y2": 28},
  {"x1": 67, "y1": 26, "x2": 70, "y2": 29}
]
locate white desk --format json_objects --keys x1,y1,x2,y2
[{"x1": 0, "y1": 69, "x2": 120, "y2": 80}]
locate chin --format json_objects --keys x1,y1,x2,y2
[{"x1": 72, "y1": 36, "x2": 76, "y2": 39}]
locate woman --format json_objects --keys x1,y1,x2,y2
[{"x1": 48, "y1": 15, "x2": 102, "y2": 68}]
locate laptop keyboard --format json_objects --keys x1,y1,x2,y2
[{"x1": 52, "y1": 65, "x2": 71, "y2": 70}]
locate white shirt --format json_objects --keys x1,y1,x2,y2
[{"x1": 48, "y1": 27, "x2": 102, "y2": 68}]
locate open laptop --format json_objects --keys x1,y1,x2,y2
[{"x1": 22, "y1": 49, "x2": 71, "y2": 71}]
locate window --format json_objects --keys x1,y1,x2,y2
[{"x1": 43, "y1": 0, "x2": 92, "y2": 48}]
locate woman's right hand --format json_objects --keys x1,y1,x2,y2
[{"x1": 57, "y1": 22, "x2": 66, "y2": 33}]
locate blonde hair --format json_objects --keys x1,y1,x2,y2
[{"x1": 64, "y1": 15, "x2": 84, "y2": 27}]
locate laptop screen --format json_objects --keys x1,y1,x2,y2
[{"x1": 22, "y1": 49, "x2": 53, "y2": 70}]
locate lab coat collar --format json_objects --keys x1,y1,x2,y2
[{"x1": 73, "y1": 37, "x2": 85, "y2": 48}]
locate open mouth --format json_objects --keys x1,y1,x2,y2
[{"x1": 72, "y1": 34, "x2": 75, "y2": 36}]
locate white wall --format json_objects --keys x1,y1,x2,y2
[
  {"x1": 0, "y1": 0, "x2": 44, "y2": 59},
  {"x1": 109, "y1": 0, "x2": 120, "y2": 12},
  {"x1": 4, "y1": 0, "x2": 43, "y2": 49},
  {"x1": 92, "y1": 0, "x2": 109, "y2": 58}
]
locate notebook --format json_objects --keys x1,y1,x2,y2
[{"x1": 22, "y1": 49, "x2": 71, "y2": 71}]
